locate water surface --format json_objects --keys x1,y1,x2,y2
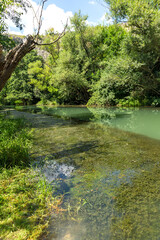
[
  {"x1": 16, "y1": 105, "x2": 160, "y2": 140},
  {"x1": 14, "y1": 106, "x2": 160, "y2": 240}
]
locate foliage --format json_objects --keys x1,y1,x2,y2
[
  {"x1": 53, "y1": 51, "x2": 89, "y2": 104},
  {"x1": 0, "y1": 0, "x2": 29, "y2": 49},
  {"x1": 2, "y1": 5, "x2": 160, "y2": 106},
  {"x1": 40, "y1": 28, "x2": 60, "y2": 66},
  {"x1": 50, "y1": 12, "x2": 126, "y2": 105},
  {"x1": 0, "y1": 51, "x2": 47, "y2": 105},
  {"x1": 88, "y1": 55, "x2": 141, "y2": 105},
  {"x1": 101, "y1": 0, "x2": 160, "y2": 104}
]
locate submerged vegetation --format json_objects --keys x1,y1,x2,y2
[
  {"x1": 0, "y1": 106, "x2": 160, "y2": 239},
  {"x1": 28, "y1": 106, "x2": 160, "y2": 240}
]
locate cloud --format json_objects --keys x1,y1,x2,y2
[
  {"x1": 100, "y1": 14, "x2": 106, "y2": 21},
  {"x1": 6, "y1": 0, "x2": 73, "y2": 35},
  {"x1": 100, "y1": 13, "x2": 113, "y2": 25},
  {"x1": 86, "y1": 20, "x2": 97, "y2": 26},
  {"x1": 8, "y1": 30, "x2": 24, "y2": 36},
  {"x1": 88, "y1": 1, "x2": 96, "y2": 5},
  {"x1": 41, "y1": 4, "x2": 73, "y2": 33}
]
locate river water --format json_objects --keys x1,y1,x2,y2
[{"x1": 16, "y1": 106, "x2": 160, "y2": 240}]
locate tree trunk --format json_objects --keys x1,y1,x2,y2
[{"x1": 0, "y1": 35, "x2": 36, "y2": 91}]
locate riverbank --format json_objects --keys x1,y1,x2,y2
[{"x1": 0, "y1": 110, "x2": 64, "y2": 240}]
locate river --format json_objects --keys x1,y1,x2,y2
[{"x1": 14, "y1": 106, "x2": 160, "y2": 240}]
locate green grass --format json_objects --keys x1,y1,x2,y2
[
  {"x1": 0, "y1": 115, "x2": 62, "y2": 240},
  {"x1": 0, "y1": 167, "x2": 61, "y2": 240},
  {"x1": 0, "y1": 116, "x2": 32, "y2": 168}
]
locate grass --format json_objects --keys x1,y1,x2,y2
[
  {"x1": 0, "y1": 116, "x2": 32, "y2": 168},
  {"x1": 0, "y1": 114, "x2": 62, "y2": 240},
  {"x1": 0, "y1": 167, "x2": 61, "y2": 240}
]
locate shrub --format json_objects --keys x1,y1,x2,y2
[{"x1": 14, "y1": 100, "x2": 24, "y2": 106}]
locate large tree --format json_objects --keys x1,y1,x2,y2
[
  {"x1": 103, "y1": 0, "x2": 160, "y2": 100},
  {"x1": 0, "y1": 0, "x2": 66, "y2": 92}
]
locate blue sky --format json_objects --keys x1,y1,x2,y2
[
  {"x1": 41, "y1": 0, "x2": 108, "y2": 23},
  {"x1": 8, "y1": 0, "x2": 109, "y2": 35}
]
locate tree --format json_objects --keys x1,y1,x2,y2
[
  {"x1": 40, "y1": 28, "x2": 60, "y2": 66},
  {"x1": 102, "y1": 0, "x2": 160, "y2": 103},
  {"x1": 0, "y1": 0, "x2": 67, "y2": 92},
  {"x1": 0, "y1": 51, "x2": 44, "y2": 105}
]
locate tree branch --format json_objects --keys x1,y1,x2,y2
[
  {"x1": 34, "y1": 20, "x2": 68, "y2": 46},
  {"x1": 0, "y1": 0, "x2": 67, "y2": 91}
]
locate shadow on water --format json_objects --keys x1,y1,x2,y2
[
  {"x1": 50, "y1": 141, "x2": 98, "y2": 160},
  {"x1": 33, "y1": 140, "x2": 98, "y2": 167}
]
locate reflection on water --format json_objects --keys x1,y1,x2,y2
[
  {"x1": 15, "y1": 105, "x2": 160, "y2": 140},
  {"x1": 33, "y1": 160, "x2": 75, "y2": 183},
  {"x1": 88, "y1": 107, "x2": 160, "y2": 140},
  {"x1": 12, "y1": 106, "x2": 160, "y2": 239}
]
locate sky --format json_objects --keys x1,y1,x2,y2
[{"x1": 7, "y1": 0, "x2": 110, "y2": 35}]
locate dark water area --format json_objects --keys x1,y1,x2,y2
[{"x1": 12, "y1": 106, "x2": 160, "y2": 239}]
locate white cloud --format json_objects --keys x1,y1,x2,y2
[
  {"x1": 100, "y1": 14, "x2": 106, "y2": 21},
  {"x1": 7, "y1": 0, "x2": 73, "y2": 35},
  {"x1": 100, "y1": 13, "x2": 113, "y2": 25},
  {"x1": 41, "y1": 4, "x2": 73, "y2": 33},
  {"x1": 86, "y1": 20, "x2": 97, "y2": 26},
  {"x1": 89, "y1": 1, "x2": 96, "y2": 5},
  {"x1": 8, "y1": 30, "x2": 24, "y2": 36}
]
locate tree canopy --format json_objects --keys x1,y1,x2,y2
[{"x1": 1, "y1": 2, "x2": 160, "y2": 106}]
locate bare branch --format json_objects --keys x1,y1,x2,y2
[
  {"x1": 26, "y1": 0, "x2": 39, "y2": 31},
  {"x1": 36, "y1": 0, "x2": 48, "y2": 37},
  {"x1": 34, "y1": 20, "x2": 68, "y2": 46}
]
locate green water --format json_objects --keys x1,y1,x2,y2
[{"x1": 16, "y1": 106, "x2": 160, "y2": 239}]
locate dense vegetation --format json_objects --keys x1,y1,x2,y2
[
  {"x1": 0, "y1": 0, "x2": 160, "y2": 106},
  {"x1": 1, "y1": 0, "x2": 160, "y2": 106}
]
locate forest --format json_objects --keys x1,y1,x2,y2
[{"x1": 1, "y1": 0, "x2": 160, "y2": 107}]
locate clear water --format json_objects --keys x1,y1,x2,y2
[
  {"x1": 19, "y1": 105, "x2": 160, "y2": 140},
  {"x1": 14, "y1": 106, "x2": 160, "y2": 240}
]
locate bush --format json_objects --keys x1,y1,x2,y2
[
  {"x1": 116, "y1": 97, "x2": 141, "y2": 107},
  {"x1": 151, "y1": 98, "x2": 160, "y2": 107},
  {"x1": 36, "y1": 98, "x2": 57, "y2": 106},
  {"x1": 87, "y1": 56, "x2": 141, "y2": 106},
  {"x1": 14, "y1": 100, "x2": 24, "y2": 106}
]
